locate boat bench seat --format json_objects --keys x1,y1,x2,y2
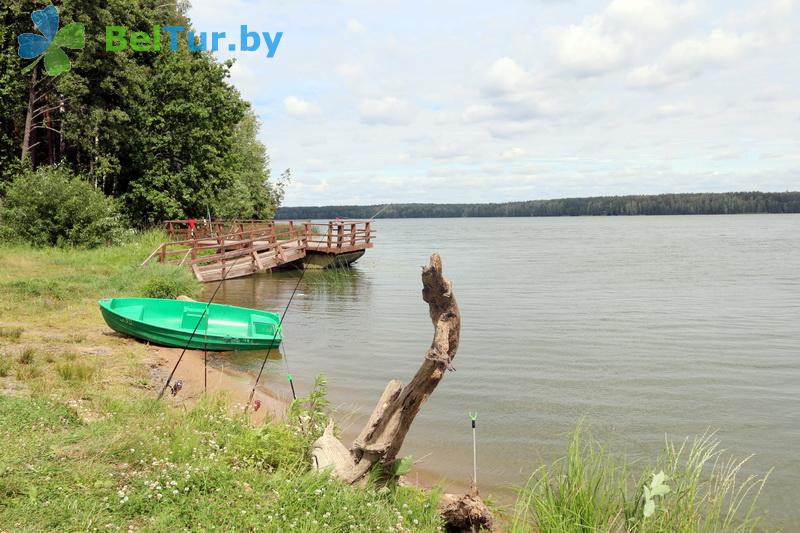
[
  {"x1": 250, "y1": 316, "x2": 277, "y2": 337},
  {"x1": 181, "y1": 307, "x2": 208, "y2": 330}
]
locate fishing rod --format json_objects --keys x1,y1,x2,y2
[
  {"x1": 157, "y1": 245, "x2": 246, "y2": 401},
  {"x1": 245, "y1": 263, "x2": 307, "y2": 411},
  {"x1": 369, "y1": 203, "x2": 391, "y2": 220}
]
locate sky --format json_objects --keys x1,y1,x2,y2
[{"x1": 188, "y1": 0, "x2": 800, "y2": 206}]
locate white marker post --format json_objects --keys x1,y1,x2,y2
[{"x1": 469, "y1": 412, "x2": 478, "y2": 488}]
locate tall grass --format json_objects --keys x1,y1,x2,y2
[
  {"x1": 0, "y1": 326, "x2": 23, "y2": 340},
  {"x1": 0, "y1": 230, "x2": 200, "y2": 308},
  {"x1": 304, "y1": 266, "x2": 360, "y2": 293},
  {"x1": 56, "y1": 361, "x2": 97, "y2": 382},
  {"x1": 511, "y1": 428, "x2": 768, "y2": 532}
]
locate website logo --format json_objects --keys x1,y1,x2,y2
[
  {"x1": 18, "y1": 4, "x2": 85, "y2": 77},
  {"x1": 105, "y1": 26, "x2": 283, "y2": 57}
]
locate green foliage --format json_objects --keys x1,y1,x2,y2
[
  {"x1": 288, "y1": 375, "x2": 332, "y2": 443},
  {"x1": 642, "y1": 470, "x2": 670, "y2": 518},
  {"x1": 1, "y1": 1, "x2": 283, "y2": 227},
  {"x1": 277, "y1": 191, "x2": 800, "y2": 219},
  {"x1": 138, "y1": 265, "x2": 200, "y2": 299},
  {"x1": 17, "y1": 346, "x2": 35, "y2": 365},
  {"x1": 56, "y1": 361, "x2": 97, "y2": 382},
  {"x1": 212, "y1": 110, "x2": 283, "y2": 220},
  {"x1": 225, "y1": 421, "x2": 309, "y2": 472},
  {"x1": 0, "y1": 355, "x2": 10, "y2": 377},
  {"x1": 0, "y1": 166, "x2": 124, "y2": 247},
  {"x1": 511, "y1": 428, "x2": 769, "y2": 533},
  {"x1": 0, "y1": 326, "x2": 23, "y2": 340},
  {"x1": 0, "y1": 395, "x2": 443, "y2": 531},
  {"x1": 0, "y1": 230, "x2": 200, "y2": 317}
]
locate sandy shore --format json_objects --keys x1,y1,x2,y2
[{"x1": 146, "y1": 344, "x2": 291, "y2": 424}]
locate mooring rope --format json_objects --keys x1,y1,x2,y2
[{"x1": 245, "y1": 264, "x2": 307, "y2": 411}]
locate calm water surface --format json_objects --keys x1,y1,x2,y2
[{"x1": 208, "y1": 215, "x2": 800, "y2": 527}]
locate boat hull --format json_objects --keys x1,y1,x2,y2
[{"x1": 99, "y1": 298, "x2": 281, "y2": 351}]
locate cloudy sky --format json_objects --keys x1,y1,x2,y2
[{"x1": 189, "y1": 0, "x2": 800, "y2": 206}]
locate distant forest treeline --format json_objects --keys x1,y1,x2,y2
[{"x1": 276, "y1": 192, "x2": 800, "y2": 219}]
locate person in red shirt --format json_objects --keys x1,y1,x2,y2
[{"x1": 187, "y1": 218, "x2": 197, "y2": 238}]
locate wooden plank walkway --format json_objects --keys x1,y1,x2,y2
[{"x1": 143, "y1": 219, "x2": 375, "y2": 282}]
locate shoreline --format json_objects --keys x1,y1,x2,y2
[
  {"x1": 147, "y1": 343, "x2": 290, "y2": 424},
  {"x1": 145, "y1": 341, "x2": 470, "y2": 499}
]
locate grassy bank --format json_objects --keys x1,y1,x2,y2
[
  {"x1": 510, "y1": 429, "x2": 768, "y2": 532},
  {"x1": 0, "y1": 233, "x2": 442, "y2": 531},
  {"x1": 0, "y1": 235, "x2": 771, "y2": 531}
]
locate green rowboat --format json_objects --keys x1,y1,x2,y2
[{"x1": 98, "y1": 298, "x2": 282, "y2": 351}]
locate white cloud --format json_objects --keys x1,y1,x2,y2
[
  {"x1": 653, "y1": 102, "x2": 694, "y2": 118},
  {"x1": 336, "y1": 63, "x2": 363, "y2": 79},
  {"x1": 483, "y1": 57, "x2": 532, "y2": 96},
  {"x1": 605, "y1": 0, "x2": 698, "y2": 31},
  {"x1": 552, "y1": 15, "x2": 634, "y2": 75},
  {"x1": 474, "y1": 58, "x2": 558, "y2": 124},
  {"x1": 628, "y1": 29, "x2": 760, "y2": 87},
  {"x1": 665, "y1": 29, "x2": 758, "y2": 72},
  {"x1": 499, "y1": 147, "x2": 527, "y2": 160},
  {"x1": 346, "y1": 18, "x2": 366, "y2": 33},
  {"x1": 462, "y1": 104, "x2": 497, "y2": 123},
  {"x1": 283, "y1": 96, "x2": 319, "y2": 117},
  {"x1": 188, "y1": 0, "x2": 800, "y2": 205},
  {"x1": 626, "y1": 65, "x2": 680, "y2": 88},
  {"x1": 358, "y1": 96, "x2": 414, "y2": 125}
]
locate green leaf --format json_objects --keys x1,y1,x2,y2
[
  {"x1": 43, "y1": 46, "x2": 70, "y2": 77},
  {"x1": 649, "y1": 470, "x2": 671, "y2": 497},
  {"x1": 392, "y1": 456, "x2": 413, "y2": 477},
  {"x1": 53, "y1": 23, "x2": 85, "y2": 49},
  {"x1": 643, "y1": 498, "x2": 655, "y2": 518}
]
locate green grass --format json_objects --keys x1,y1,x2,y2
[
  {"x1": 0, "y1": 394, "x2": 442, "y2": 532},
  {"x1": 0, "y1": 235, "x2": 443, "y2": 531},
  {"x1": 16, "y1": 346, "x2": 36, "y2": 365},
  {"x1": 0, "y1": 326, "x2": 23, "y2": 341},
  {"x1": 511, "y1": 428, "x2": 769, "y2": 532},
  {"x1": 56, "y1": 361, "x2": 97, "y2": 382},
  {"x1": 0, "y1": 231, "x2": 199, "y2": 311}
]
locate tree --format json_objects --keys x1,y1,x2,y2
[{"x1": 0, "y1": 0, "x2": 284, "y2": 227}]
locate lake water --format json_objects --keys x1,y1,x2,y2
[{"x1": 208, "y1": 215, "x2": 800, "y2": 528}]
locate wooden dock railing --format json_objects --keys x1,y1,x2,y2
[{"x1": 149, "y1": 219, "x2": 375, "y2": 282}]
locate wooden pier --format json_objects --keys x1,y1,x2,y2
[{"x1": 143, "y1": 220, "x2": 375, "y2": 282}]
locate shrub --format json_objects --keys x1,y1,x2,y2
[
  {"x1": 137, "y1": 266, "x2": 200, "y2": 299},
  {"x1": 0, "y1": 166, "x2": 125, "y2": 247},
  {"x1": 17, "y1": 346, "x2": 35, "y2": 365},
  {"x1": 0, "y1": 356, "x2": 10, "y2": 377},
  {"x1": 288, "y1": 375, "x2": 331, "y2": 443}
]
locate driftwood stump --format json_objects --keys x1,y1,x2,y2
[{"x1": 311, "y1": 253, "x2": 493, "y2": 531}]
